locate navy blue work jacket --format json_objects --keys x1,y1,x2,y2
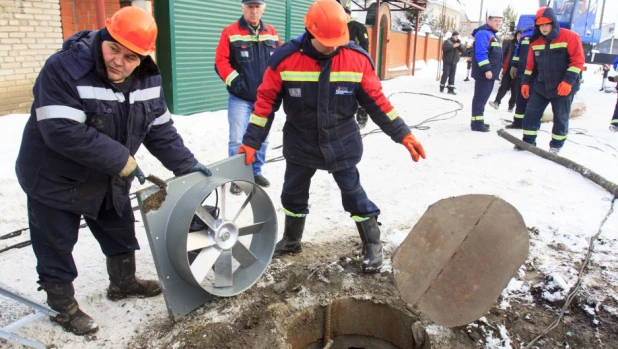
[{"x1": 15, "y1": 30, "x2": 197, "y2": 218}]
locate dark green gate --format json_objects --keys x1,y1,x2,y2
[{"x1": 155, "y1": 0, "x2": 315, "y2": 115}]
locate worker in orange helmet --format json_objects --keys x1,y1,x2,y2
[
  {"x1": 15, "y1": 6, "x2": 211, "y2": 335},
  {"x1": 237, "y1": 0, "x2": 426, "y2": 273},
  {"x1": 519, "y1": 6, "x2": 584, "y2": 154}
]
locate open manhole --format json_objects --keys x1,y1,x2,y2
[{"x1": 286, "y1": 297, "x2": 430, "y2": 349}]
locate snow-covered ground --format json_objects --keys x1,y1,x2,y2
[{"x1": 1, "y1": 59, "x2": 617, "y2": 348}]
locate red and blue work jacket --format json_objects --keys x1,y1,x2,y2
[
  {"x1": 215, "y1": 17, "x2": 281, "y2": 103},
  {"x1": 522, "y1": 7, "x2": 585, "y2": 99},
  {"x1": 242, "y1": 33, "x2": 410, "y2": 173}
]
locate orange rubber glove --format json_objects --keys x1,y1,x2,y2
[
  {"x1": 238, "y1": 144, "x2": 257, "y2": 165},
  {"x1": 401, "y1": 133, "x2": 426, "y2": 162},
  {"x1": 521, "y1": 84, "x2": 530, "y2": 99},
  {"x1": 557, "y1": 81, "x2": 572, "y2": 96}
]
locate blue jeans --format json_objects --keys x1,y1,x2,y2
[
  {"x1": 228, "y1": 94, "x2": 269, "y2": 176},
  {"x1": 612, "y1": 94, "x2": 618, "y2": 125},
  {"x1": 281, "y1": 161, "x2": 380, "y2": 218}
]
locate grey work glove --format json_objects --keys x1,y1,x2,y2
[
  {"x1": 183, "y1": 162, "x2": 212, "y2": 177},
  {"x1": 119, "y1": 156, "x2": 146, "y2": 184},
  {"x1": 510, "y1": 66, "x2": 518, "y2": 79}
]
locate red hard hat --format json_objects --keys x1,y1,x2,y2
[
  {"x1": 304, "y1": 0, "x2": 350, "y2": 47},
  {"x1": 105, "y1": 7, "x2": 157, "y2": 56}
]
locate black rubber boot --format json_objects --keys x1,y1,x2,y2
[
  {"x1": 355, "y1": 217, "x2": 383, "y2": 273},
  {"x1": 447, "y1": 88, "x2": 457, "y2": 95},
  {"x1": 40, "y1": 282, "x2": 99, "y2": 336},
  {"x1": 505, "y1": 120, "x2": 523, "y2": 129},
  {"x1": 106, "y1": 252, "x2": 162, "y2": 301},
  {"x1": 273, "y1": 215, "x2": 306, "y2": 257},
  {"x1": 471, "y1": 121, "x2": 490, "y2": 132}
]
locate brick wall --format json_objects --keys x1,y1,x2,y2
[
  {"x1": 59, "y1": 0, "x2": 119, "y2": 40},
  {"x1": 0, "y1": 0, "x2": 63, "y2": 115},
  {"x1": 367, "y1": 25, "x2": 443, "y2": 80}
]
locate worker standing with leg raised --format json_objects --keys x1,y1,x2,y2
[{"x1": 237, "y1": 0, "x2": 426, "y2": 273}]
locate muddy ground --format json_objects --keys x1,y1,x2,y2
[{"x1": 127, "y1": 235, "x2": 618, "y2": 349}]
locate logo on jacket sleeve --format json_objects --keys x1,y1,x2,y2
[
  {"x1": 334, "y1": 85, "x2": 354, "y2": 96},
  {"x1": 289, "y1": 88, "x2": 301, "y2": 97}
]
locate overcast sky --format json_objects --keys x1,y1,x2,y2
[{"x1": 460, "y1": 0, "x2": 618, "y2": 28}]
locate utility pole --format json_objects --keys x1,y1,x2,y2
[
  {"x1": 478, "y1": 0, "x2": 484, "y2": 23},
  {"x1": 599, "y1": 0, "x2": 606, "y2": 31}
]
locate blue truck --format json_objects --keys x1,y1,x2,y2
[{"x1": 518, "y1": 0, "x2": 615, "y2": 64}]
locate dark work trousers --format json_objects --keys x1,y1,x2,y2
[
  {"x1": 471, "y1": 79, "x2": 496, "y2": 128},
  {"x1": 28, "y1": 196, "x2": 139, "y2": 284},
  {"x1": 612, "y1": 94, "x2": 618, "y2": 126},
  {"x1": 511, "y1": 78, "x2": 528, "y2": 127},
  {"x1": 280, "y1": 160, "x2": 380, "y2": 219},
  {"x1": 522, "y1": 89, "x2": 575, "y2": 149},
  {"x1": 440, "y1": 63, "x2": 457, "y2": 91},
  {"x1": 493, "y1": 73, "x2": 517, "y2": 109}
]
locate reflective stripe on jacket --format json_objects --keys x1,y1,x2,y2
[
  {"x1": 242, "y1": 33, "x2": 410, "y2": 173},
  {"x1": 15, "y1": 30, "x2": 196, "y2": 218},
  {"x1": 215, "y1": 17, "x2": 281, "y2": 102}
]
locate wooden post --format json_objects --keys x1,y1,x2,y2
[
  {"x1": 497, "y1": 129, "x2": 618, "y2": 197},
  {"x1": 412, "y1": 10, "x2": 419, "y2": 76},
  {"x1": 423, "y1": 32, "x2": 429, "y2": 63},
  {"x1": 372, "y1": 0, "x2": 381, "y2": 66}
]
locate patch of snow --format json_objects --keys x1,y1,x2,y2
[
  {"x1": 1, "y1": 59, "x2": 618, "y2": 348},
  {"x1": 543, "y1": 290, "x2": 565, "y2": 302}
]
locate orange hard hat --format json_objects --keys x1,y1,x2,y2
[
  {"x1": 105, "y1": 7, "x2": 157, "y2": 56},
  {"x1": 536, "y1": 16, "x2": 552, "y2": 25},
  {"x1": 304, "y1": 0, "x2": 350, "y2": 47},
  {"x1": 535, "y1": 7, "x2": 553, "y2": 25}
]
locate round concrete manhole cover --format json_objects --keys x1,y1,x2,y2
[{"x1": 393, "y1": 194, "x2": 529, "y2": 327}]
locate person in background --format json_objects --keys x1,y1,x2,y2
[
  {"x1": 505, "y1": 27, "x2": 534, "y2": 129},
  {"x1": 464, "y1": 56, "x2": 472, "y2": 82},
  {"x1": 237, "y1": 0, "x2": 426, "y2": 273},
  {"x1": 520, "y1": 7, "x2": 584, "y2": 153},
  {"x1": 440, "y1": 31, "x2": 466, "y2": 95},
  {"x1": 610, "y1": 55, "x2": 618, "y2": 132},
  {"x1": 15, "y1": 7, "x2": 212, "y2": 335},
  {"x1": 470, "y1": 9, "x2": 503, "y2": 132},
  {"x1": 215, "y1": 0, "x2": 281, "y2": 195},
  {"x1": 601, "y1": 64, "x2": 610, "y2": 92},
  {"x1": 488, "y1": 31, "x2": 522, "y2": 112},
  {"x1": 337, "y1": 0, "x2": 371, "y2": 129}
]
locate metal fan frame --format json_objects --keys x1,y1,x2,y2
[{"x1": 136, "y1": 155, "x2": 277, "y2": 319}]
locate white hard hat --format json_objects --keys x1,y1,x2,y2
[{"x1": 487, "y1": 8, "x2": 503, "y2": 18}]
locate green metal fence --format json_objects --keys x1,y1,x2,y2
[{"x1": 155, "y1": 0, "x2": 315, "y2": 115}]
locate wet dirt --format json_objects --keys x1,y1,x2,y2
[
  {"x1": 128, "y1": 236, "x2": 618, "y2": 349},
  {"x1": 141, "y1": 175, "x2": 168, "y2": 214}
]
